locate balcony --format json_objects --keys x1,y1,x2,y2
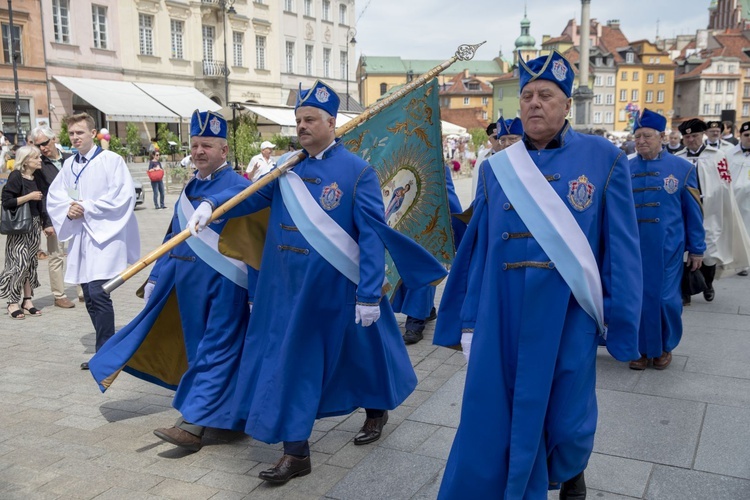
[{"x1": 203, "y1": 60, "x2": 228, "y2": 77}]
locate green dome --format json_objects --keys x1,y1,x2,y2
[{"x1": 515, "y1": 34, "x2": 536, "y2": 49}]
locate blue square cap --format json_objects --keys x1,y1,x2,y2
[
  {"x1": 518, "y1": 50, "x2": 575, "y2": 98},
  {"x1": 295, "y1": 80, "x2": 340, "y2": 118},
  {"x1": 496, "y1": 116, "x2": 524, "y2": 137},
  {"x1": 633, "y1": 108, "x2": 667, "y2": 133},
  {"x1": 190, "y1": 110, "x2": 227, "y2": 139}
]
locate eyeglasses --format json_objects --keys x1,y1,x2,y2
[{"x1": 34, "y1": 138, "x2": 51, "y2": 147}]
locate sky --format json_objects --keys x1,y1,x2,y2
[{"x1": 353, "y1": 0, "x2": 713, "y2": 62}]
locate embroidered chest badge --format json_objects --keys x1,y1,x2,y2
[
  {"x1": 663, "y1": 174, "x2": 679, "y2": 194},
  {"x1": 320, "y1": 182, "x2": 343, "y2": 211},
  {"x1": 567, "y1": 174, "x2": 595, "y2": 211}
]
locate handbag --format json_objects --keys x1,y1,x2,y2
[
  {"x1": 147, "y1": 168, "x2": 164, "y2": 182},
  {"x1": 682, "y1": 263, "x2": 708, "y2": 296},
  {"x1": 0, "y1": 202, "x2": 33, "y2": 235}
]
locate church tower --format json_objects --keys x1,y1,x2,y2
[{"x1": 513, "y1": 5, "x2": 538, "y2": 65}]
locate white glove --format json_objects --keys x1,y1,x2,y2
[
  {"x1": 248, "y1": 302, "x2": 253, "y2": 314},
  {"x1": 355, "y1": 304, "x2": 380, "y2": 327},
  {"x1": 188, "y1": 201, "x2": 213, "y2": 236},
  {"x1": 460, "y1": 332, "x2": 474, "y2": 362},
  {"x1": 143, "y1": 282, "x2": 155, "y2": 302}
]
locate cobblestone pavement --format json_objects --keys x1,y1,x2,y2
[{"x1": 1, "y1": 175, "x2": 749, "y2": 499}]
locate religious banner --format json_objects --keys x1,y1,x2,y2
[{"x1": 341, "y1": 79, "x2": 454, "y2": 299}]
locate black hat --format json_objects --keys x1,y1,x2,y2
[
  {"x1": 486, "y1": 123, "x2": 497, "y2": 137},
  {"x1": 678, "y1": 118, "x2": 707, "y2": 135},
  {"x1": 706, "y1": 120, "x2": 722, "y2": 130},
  {"x1": 740, "y1": 121, "x2": 750, "y2": 134}
]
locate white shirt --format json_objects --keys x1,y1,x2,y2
[
  {"x1": 246, "y1": 154, "x2": 275, "y2": 182},
  {"x1": 46, "y1": 147, "x2": 140, "y2": 283}
]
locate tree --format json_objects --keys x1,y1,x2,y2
[
  {"x1": 469, "y1": 127, "x2": 488, "y2": 154},
  {"x1": 156, "y1": 123, "x2": 179, "y2": 158},
  {"x1": 125, "y1": 122, "x2": 140, "y2": 158},
  {"x1": 58, "y1": 119, "x2": 71, "y2": 148},
  {"x1": 228, "y1": 113, "x2": 260, "y2": 167}
]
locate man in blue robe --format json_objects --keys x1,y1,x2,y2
[
  {"x1": 90, "y1": 111, "x2": 251, "y2": 452},
  {"x1": 628, "y1": 109, "x2": 705, "y2": 370},
  {"x1": 188, "y1": 80, "x2": 447, "y2": 484},
  {"x1": 433, "y1": 51, "x2": 643, "y2": 499},
  {"x1": 396, "y1": 164, "x2": 465, "y2": 345}
]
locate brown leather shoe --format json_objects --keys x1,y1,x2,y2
[
  {"x1": 353, "y1": 411, "x2": 389, "y2": 445},
  {"x1": 653, "y1": 351, "x2": 672, "y2": 370},
  {"x1": 258, "y1": 455, "x2": 311, "y2": 484},
  {"x1": 153, "y1": 426, "x2": 202, "y2": 452},
  {"x1": 629, "y1": 356, "x2": 649, "y2": 370},
  {"x1": 54, "y1": 297, "x2": 75, "y2": 309}
]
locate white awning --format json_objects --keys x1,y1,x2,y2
[
  {"x1": 244, "y1": 104, "x2": 358, "y2": 135},
  {"x1": 54, "y1": 76, "x2": 180, "y2": 122},
  {"x1": 133, "y1": 82, "x2": 221, "y2": 121},
  {"x1": 441, "y1": 120, "x2": 468, "y2": 136}
]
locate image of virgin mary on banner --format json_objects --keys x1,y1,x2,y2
[{"x1": 342, "y1": 79, "x2": 455, "y2": 299}]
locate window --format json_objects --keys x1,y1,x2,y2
[
  {"x1": 657, "y1": 109, "x2": 664, "y2": 115},
  {"x1": 304, "y1": 0, "x2": 312, "y2": 16},
  {"x1": 594, "y1": 76, "x2": 602, "y2": 86},
  {"x1": 482, "y1": 97, "x2": 489, "y2": 105},
  {"x1": 323, "y1": 48, "x2": 331, "y2": 77},
  {"x1": 497, "y1": 109, "x2": 503, "y2": 119},
  {"x1": 284, "y1": 0, "x2": 294, "y2": 12},
  {"x1": 657, "y1": 90, "x2": 664, "y2": 103},
  {"x1": 305, "y1": 44, "x2": 313, "y2": 75},
  {"x1": 1, "y1": 24, "x2": 21, "y2": 65},
  {"x1": 482, "y1": 111, "x2": 488, "y2": 120},
  {"x1": 728, "y1": 81, "x2": 735, "y2": 93},
  {"x1": 594, "y1": 94, "x2": 602, "y2": 105},
  {"x1": 463, "y1": 97, "x2": 470, "y2": 105},
  {"x1": 0, "y1": 98, "x2": 31, "y2": 140},
  {"x1": 233, "y1": 31, "x2": 243, "y2": 67},
  {"x1": 658, "y1": 73, "x2": 665, "y2": 83},
  {"x1": 703, "y1": 103, "x2": 711, "y2": 114},
  {"x1": 256, "y1": 35, "x2": 266, "y2": 70},
  {"x1": 646, "y1": 90, "x2": 653, "y2": 103},
  {"x1": 646, "y1": 73, "x2": 654, "y2": 84},
  {"x1": 380, "y1": 83, "x2": 387, "y2": 96},
  {"x1": 340, "y1": 50, "x2": 347, "y2": 79},
  {"x1": 52, "y1": 0, "x2": 70, "y2": 44},
  {"x1": 631, "y1": 89, "x2": 639, "y2": 101},
  {"x1": 139, "y1": 14, "x2": 154, "y2": 55},
  {"x1": 729, "y1": 64, "x2": 736, "y2": 73},
  {"x1": 619, "y1": 89, "x2": 627, "y2": 101},
  {"x1": 619, "y1": 109, "x2": 626, "y2": 121},
  {"x1": 715, "y1": 103, "x2": 721, "y2": 114},
  {"x1": 606, "y1": 75, "x2": 615, "y2": 86},
  {"x1": 497, "y1": 88, "x2": 503, "y2": 99},
  {"x1": 605, "y1": 111, "x2": 613, "y2": 123},
  {"x1": 285, "y1": 41, "x2": 294, "y2": 73},
  {"x1": 339, "y1": 4, "x2": 348, "y2": 24},
  {"x1": 170, "y1": 20, "x2": 184, "y2": 59},
  {"x1": 743, "y1": 103, "x2": 749, "y2": 117},
  {"x1": 705, "y1": 80, "x2": 712, "y2": 92},
  {"x1": 717, "y1": 64, "x2": 724, "y2": 72},
  {"x1": 716, "y1": 80, "x2": 723, "y2": 93},
  {"x1": 203, "y1": 25, "x2": 215, "y2": 61},
  {"x1": 593, "y1": 112, "x2": 602, "y2": 123},
  {"x1": 633, "y1": 71, "x2": 639, "y2": 81},
  {"x1": 322, "y1": 0, "x2": 331, "y2": 21},
  {"x1": 625, "y1": 52, "x2": 634, "y2": 63},
  {"x1": 745, "y1": 83, "x2": 750, "y2": 98},
  {"x1": 605, "y1": 93, "x2": 614, "y2": 105},
  {"x1": 726, "y1": 102, "x2": 734, "y2": 110},
  {"x1": 621, "y1": 71, "x2": 627, "y2": 81},
  {"x1": 92, "y1": 5, "x2": 109, "y2": 49}
]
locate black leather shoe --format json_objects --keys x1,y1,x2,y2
[
  {"x1": 682, "y1": 295, "x2": 691, "y2": 306},
  {"x1": 403, "y1": 329, "x2": 424, "y2": 345},
  {"x1": 704, "y1": 287, "x2": 715, "y2": 302},
  {"x1": 560, "y1": 471, "x2": 586, "y2": 500},
  {"x1": 426, "y1": 307, "x2": 437, "y2": 322},
  {"x1": 353, "y1": 411, "x2": 388, "y2": 445},
  {"x1": 739, "y1": 270, "x2": 749, "y2": 276},
  {"x1": 258, "y1": 455, "x2": 311, "y2": 484},
  {"x1": 80, "y1": 362, "x2": 89, "y2": 370}
]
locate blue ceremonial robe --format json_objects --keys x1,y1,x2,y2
[
  {"x1": 90, "y1": 167, "x2": 251, "y2": 430},
  {"x1": 206, "y1": 141, "x2": 447, "y2": 443},
  {"x1": 434, "y1": 124, "x2": 642, "y2": 498},
  {"x1": 629, "y1": 149, "x2": 705, "y2": 358},
  {"x1": 391, "y1": 165, "x2": 465, "y2": 320}
]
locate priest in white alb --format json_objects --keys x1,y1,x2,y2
[{"x1": 46, "y1": 112, "x2": 140, "y2": 370}]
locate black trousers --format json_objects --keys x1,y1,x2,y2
[
  {"x1": 700, "y1": 263, "x2": 716, "y2": 290},
  {"x1": 283, "y1": 409, "x2": 386, "y2": 457},
  {"x1": 81, "y1": 279, "x2": 115, "y2": 352}
]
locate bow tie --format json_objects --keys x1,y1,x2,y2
[{"x1": 76, "y1": 154, "x2": 88, "y2": 164}]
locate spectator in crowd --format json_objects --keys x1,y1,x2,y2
[{"x1": 148, "y1": 151, "x2": 167, "y2": 209}]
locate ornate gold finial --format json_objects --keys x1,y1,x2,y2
[{"x1": 455, "y1": 41, "x2": 486, "y2": 61}]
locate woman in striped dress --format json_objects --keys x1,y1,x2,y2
[{"x1": 0, "y1": 146, "x2": 53, "y2": 319}]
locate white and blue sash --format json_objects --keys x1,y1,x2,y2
[
  {"x1": 177, "y1": 192, "x2": 248, "y2": 289},
  {"x1": 488, "y1": 142, "x2": 606, "y2": 336},
  {"x1": 278, "y1": 171, "x2": 360, "y2": 284}
]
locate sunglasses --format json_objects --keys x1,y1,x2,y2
[{"x1": 35, "y1": 138, "x2": 51, "y2": 147}]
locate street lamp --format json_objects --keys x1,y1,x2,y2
[
  {"x1": 229, "y1": 102, "x2": 242, "y2": 170},
  {"x1": 345, "y1": 28, "x2": 357, "y2": 112},
  {"x1": 220, "y1": 0, "x2": 237, "y2": 106}
]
